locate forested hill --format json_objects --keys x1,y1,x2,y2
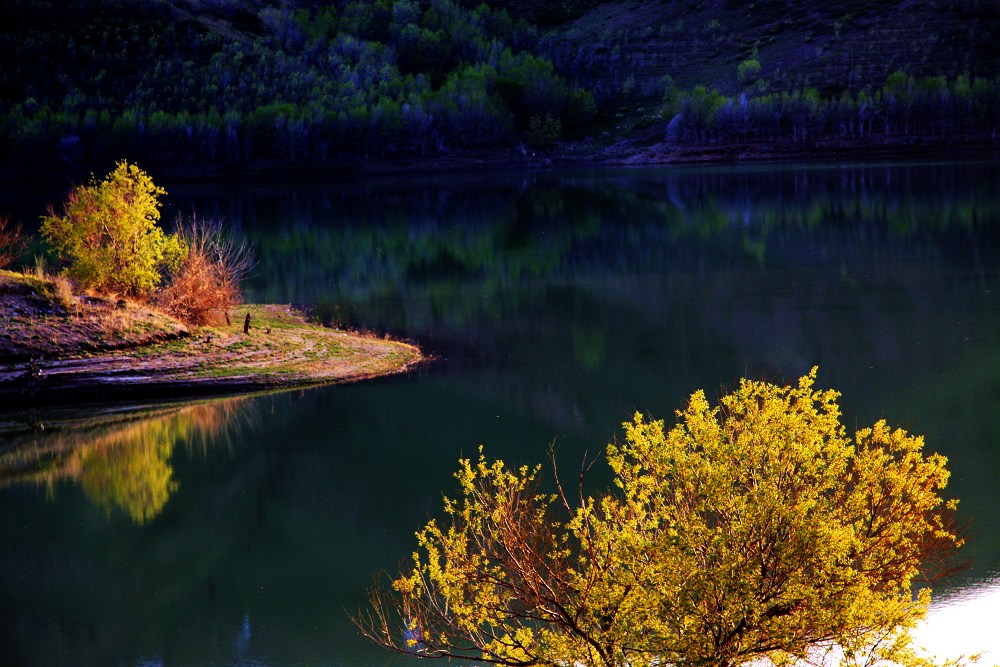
[
  {"x1": 498, "y1": 0, "x2": 1000, "y2": 104},
  {"x1": 1, "y1": 0, "x2": 595, "y2": 177},
  {"x1": 1, "y1": 0, "x2": 998, "y2": 180}
]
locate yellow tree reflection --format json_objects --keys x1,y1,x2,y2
[
  {"x1": 80, "y1": 420, "x2": 179, "y2": 524},
  {"x1": 0, "y1": 398, "x2": 250, "y2": 523}
]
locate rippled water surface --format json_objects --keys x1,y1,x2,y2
[{"x1": 2, "y1": 161, "x2": 999, "y2": 666}]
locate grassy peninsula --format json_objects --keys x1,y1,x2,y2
[{"x1": 0, "y1": 270, "x2": 424, "y2": 405}]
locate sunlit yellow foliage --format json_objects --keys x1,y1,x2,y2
[
  {"x1": 41, "y1": 160, "x2": 185, "y2": 296},
  {"x1": 361, "y1": 369, "x2": 966, "y2": 667}
]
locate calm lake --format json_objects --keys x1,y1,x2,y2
[{"x1": 2, "y1": 161, "x2": 999, "y2": 666}]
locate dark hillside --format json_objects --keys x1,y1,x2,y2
[
  {"x1": 492, "y1": 0, "x2": 1000, "y2": 103},
  {"x1": 0, "y1": 0, "x2": 594, "y2": 177},
  {"x1": 0, "y1": 0, "x2": 997, "y2": 178},
  {"x1": 3, "y1": 1, "x2": 254, "y2": 105}
]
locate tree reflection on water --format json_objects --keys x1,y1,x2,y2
[
  {"x1": 80, "y1": 424, "x2": 177, "y2": 524},
  {"x1": 0, "y1": 398, "x2": 252, "y2": 523}
]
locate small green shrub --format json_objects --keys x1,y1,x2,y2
[
  {"x1": 738, "y1": 58, "x2": 762, "y2": 84},
  {"x1": 525, "y1": 113, "x2": 562, "y2": 146}
]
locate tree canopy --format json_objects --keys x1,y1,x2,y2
[
  {"x1": 359, "y1": 368, "x2": 964, "y2": 667},
  {"x1": 2, "y1": 1, "x2": 997, "y2": 174},
  {"x1": 41, "y1": 161, "x2": 184, "y2": 296}
]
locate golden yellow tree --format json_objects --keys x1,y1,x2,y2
[
  {"x1": 359, "y1": 369, "x2": 964, "y2": 667},
  {"x1": 41, "y1": 160, "x2": 185, "y2": 296}
]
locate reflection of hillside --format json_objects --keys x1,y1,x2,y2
[
  {"x1": 0, "y1": 399, "x2": 251, "y2": 523},
  {"x1": 162, "y1": 163, "x2": 1000, "y2": 441},
  {"x1": 168, "y1": 164, "x2": 1000, "y2": 332},
  {"x1": 167, "y1": 161, "x2": 1000, "y2": 564}
]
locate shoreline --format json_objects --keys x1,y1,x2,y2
[
  {"x1": 0, "y1": 295, "x2": 426, "y2": 407},
  {"x1": 135, "y1": 134, "x2": 1000, "y2": 183},
  {"x1": 2, "y1": 134, "x2": 996, "y2": 187}
]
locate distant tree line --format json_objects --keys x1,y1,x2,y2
[
  {"x1": 662, "y1": 70, "x2": 1000, "y2": 146},
  {"x1": 0, "y1": 0, "x2": 595, "y2": 172},
  {"x1": 2, "y1": 0, "x2": 997, "y2": 174}
]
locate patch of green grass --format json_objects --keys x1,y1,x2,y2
[
  {"x1": 323, "y1": 340, "x2": 344, "y2": 355},
  {"x1": 221, "y1": 337, "x2": 254, "y2": 352},
  {"x1": 194, "y1": 364, "x2": 298, "y2": 379},
  {"x1": 238, "y1": 305, "x2": 303, "y2": 331},
  {"x1": 131, "y1": 338, "x2": 189, "y2": 357}
]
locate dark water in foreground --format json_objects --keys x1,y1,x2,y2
[{"x1": 2, "y1": 161, "x2": 1000, "y2": 666}]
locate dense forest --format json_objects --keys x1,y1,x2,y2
[{"x1": 1, "y1": 0, "x2": 998, "y2": 178}]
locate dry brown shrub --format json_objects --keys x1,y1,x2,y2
[
  {"x1": 49, "y1": 273, "x2": 77, "y2": 310},
  {"x1": 157, "y1": 216, "x2": 254, "y2": 326},
  {"x1": 0, "y1": 214, "x2": 28, "y2": 269}
]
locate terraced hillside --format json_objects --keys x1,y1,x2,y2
[{"x1": 497, "y1": 0, "x2": 1000, "y2": 106}]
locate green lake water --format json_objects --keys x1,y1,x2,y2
[{"x1": 2, "y1": 161, "x2": 999, "y2": 665}]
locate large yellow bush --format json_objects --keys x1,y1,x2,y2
[{"x1": 41, "y1": 161, "x2": 185, "y2": 296}]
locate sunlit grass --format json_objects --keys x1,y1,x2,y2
[{"x1": 1, "y1": 271, "x2": 424, "y2": 396}]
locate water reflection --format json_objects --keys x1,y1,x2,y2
[
  {"x1": 1, "y1": 162, "x2": 999, "y2": 666},
  {"x1": 9, "y1": 163, "x2": 999, "y2": 315},
  {"x1": 917, "y1": 575, "x2": 1000, "y2": 662},
  {"x1": 80, "y1": 427, "x2": 177, "y2": 524},
  {"x1": 164, "y1": 162, "x2": 1000, "y2": 322},
  {"x1": 0, "y1": 399, "x2": 253, "y2": 524}
]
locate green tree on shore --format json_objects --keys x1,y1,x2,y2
[
  {"x1": 41, "y1": 161, "x2": 185, "y2": 296},
  {"x1": 359, "y1": 369, "x2": 964, "y2": 667}
]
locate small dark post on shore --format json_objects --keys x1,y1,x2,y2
[{"x1": 243, "y1": 312, "x2": 251, "y2": 334}]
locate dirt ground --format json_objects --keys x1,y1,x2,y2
[{"x1": 0, "y1": 273, "x2": 424, "y2": 404}]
